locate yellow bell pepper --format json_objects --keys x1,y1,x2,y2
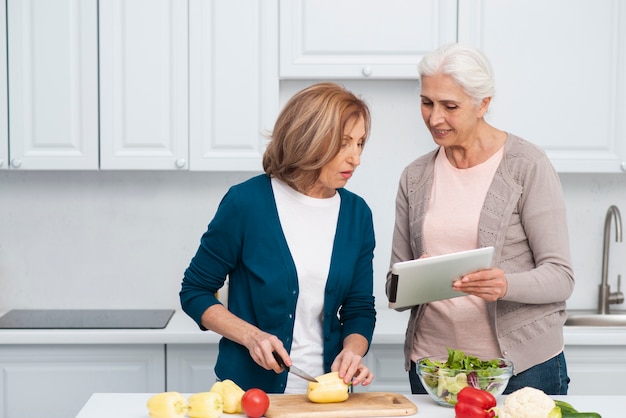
[
  {"x1": 187, "y1": 391, "x2": 224, "y2": 418},
  {"x1": 146, "y1": 392, "x2": 188, "y2": 418},
  {"x1": 306, "y1": 371, "x2": 350, "y2": 403},
  {"x1": 209, "y1": 379, "x2": 245, "y2": 413}
]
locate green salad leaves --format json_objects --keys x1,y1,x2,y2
[
  {"x1": 418, "y1": 348, "x2": 512, "y2": 405},
  {"x1": 446, "y1": 348, "x2": 504, "y2": 370}
]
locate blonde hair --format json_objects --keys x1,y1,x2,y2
[{"x1": 263, "y1": 82, "x2": 371, "y2": 192}]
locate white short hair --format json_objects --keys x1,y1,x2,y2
[{"x1": 418, "y1": 43, "x2": 495, "y2": 105}]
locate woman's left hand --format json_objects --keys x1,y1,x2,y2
[
  {"x1": 331, "y1": 335, "x2": 374, "y2": 387},
  {"x1": 453, "y1": 267, "x2": 508, "y2": 301}
]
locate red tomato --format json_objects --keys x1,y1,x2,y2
[{"x1": 241, "y1": 388, "x2": 270, "y2": 418}]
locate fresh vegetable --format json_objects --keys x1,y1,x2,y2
[
  {"x1": 241, "y1": 388, "x2": 270, "y2": 418},
  {"x1": 306, "y1": 371, "x2": 350, "y2": 403},
  {"x1": 187, "y1": 392, "x2": 223, "y2": 418},
  {"x1": 444, "y1": 348, "x2": 505, "y2": 371},
  {"x1": 497, "y1": 387, "x2": 562, "y2": 418},
  {"x1": 209, "y1": 379, "x2": 245, "y2": 413},
  {"x1": 457, "y1": 386, "x2": 497, "y2": 409},
  {"x1": 146, "y1": 392, "x2": 188, "y2": 418},
  {"x1": 498, "y1": 387, "x2": 603, "y2": 418},
  {"x1": 555, "y1": 400, "x2": 602, "y2": 418},
  {"x1": 418, "y1": 348, "x2": 511, "y2": 404},
  {"x1": 455, "y1": 402, "x2": 495, "y2": 418},
  {"x1": 454, "y1": 387, "x2": 496, "y2": 418}
]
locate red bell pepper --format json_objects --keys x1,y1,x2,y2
[{"x1": 454, "y1": 387, "x2": 497, "y2": 418}]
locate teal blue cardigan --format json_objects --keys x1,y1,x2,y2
[{"x1": 180, "y1": 174, "x2": 376, "y2": 393}]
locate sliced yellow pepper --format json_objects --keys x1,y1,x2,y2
[
  {"x1": 306, "y1": 371, "x2": 350, "y2": 403},
  {"x1": 209, "y1": 379, "x2": 245, "y2": 413},
  {"x1": 187, "y1": 391, "x2": 223, "y2": 418},
  {"x1": 146, "y1": 391, "x2": 188, "y2": 418}
]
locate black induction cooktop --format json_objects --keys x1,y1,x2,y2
[{"x1": 0, "y1": 309, "x2": 175, "y2": 329}]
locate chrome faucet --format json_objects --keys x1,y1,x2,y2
[{"x1": 598, "y1": 205, "x2": 624, "y2": 314}]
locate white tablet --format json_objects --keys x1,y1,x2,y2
[{"x1": 388, "y1": 247, "x2": 495, "y2": 309}]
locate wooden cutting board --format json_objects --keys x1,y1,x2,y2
[{"x1": 265, "y1": 392, "x2": 418, "y2": 417}]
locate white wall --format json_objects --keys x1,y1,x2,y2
[{"x1": 0, "y1": 80, "x2": 624, "y2": 313}]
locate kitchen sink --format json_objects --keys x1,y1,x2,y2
[{"x1": 565, "y1": 310, "x2": 626, "y2": 326}]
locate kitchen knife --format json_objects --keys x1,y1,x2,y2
[{"x1": 272, "y1": 351, "x2": 319, "y2": 383}]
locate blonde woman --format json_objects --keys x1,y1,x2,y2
[{"x1": 181, "y1": 82, "x2": 376, "y2": 394}]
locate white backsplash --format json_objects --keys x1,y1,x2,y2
[{"x1": 0, "y1": 80, "x2": 624, "y2": 313}]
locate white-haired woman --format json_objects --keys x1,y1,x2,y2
[{"x1": 386, "y1": 43, "x2": 574, "y2": 395}]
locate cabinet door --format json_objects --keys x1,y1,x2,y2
[
  {"x1": 359, "y1": 344, "x2": 410, "y2": 394},
  {"x1": 189, "y1": 0, "x2": 279, "y2": 171},
  {"x1": 459, "y1": 0, "x2": 626, "y2": 173},
  {"x1": 166, "y1": 344, "x2": 218, "y2": 392},
  {"x1": 7, "y1": 0, "x2": 99, "y2": 170},
  {"x1": 0, "y1": 344, "x2": 165, "y2": 418},
  {"x1": 280, "y1": 0, "x2": 457, "y2": 79},
  {"x1": 565, "y1": 345, "x2": 626, "y2": 395},
  {"x1": 0, "y1": 0, "x2": 7, "y2": 170},
  {"x1": 99, "y1": 0, "x2": 189, "y2": 170}
]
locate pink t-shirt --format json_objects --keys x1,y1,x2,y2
[{"x1": 412, "y1": 146, "x2": 504, "y2": 361}]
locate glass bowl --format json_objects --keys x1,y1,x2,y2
[{"x1": 416, "y1": 355, "x2": 513, "y2": 407}]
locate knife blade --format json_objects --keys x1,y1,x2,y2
[{"x1": 272, "y1": 351, "x2": 319, "y2": 383}]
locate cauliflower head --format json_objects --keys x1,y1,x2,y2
[{"x1": 498, "y1": 387, "x2": 560, "y2": 418}]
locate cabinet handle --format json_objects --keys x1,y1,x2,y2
[
  {"x1": 361, "y1": 66, "x2": 373, "y2": 77},
  {"x1": 175, "y1": 158, "x2": 186, "y2": 169},
  {"x1": 11, "y1": 158, "x2": 22, "y2": 168}
]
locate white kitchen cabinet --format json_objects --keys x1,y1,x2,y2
[
  {"x1": 6, "y1": 0, "x2": 99, "y2": 170},
  {"x1": 0, "y1": 344, "x2": 165, "y2": 418},
  {"x1": 189, "y1": 0, "x2": 279, "y2": 171},
  {"x1": 0, "y1": 0, "x2": 7, "y2": 170},
  {"x1": 361, "y1": 344, "x2": 411, "y2": 394},
  {"x1": 100, "y1": 0, "x2": 279, "y2": 171},
  {"x1": 99, "y1": 0, "x2": 189, "y2": 170},
  {"x1": 4, "y1": 0, "x2": 278, "y2": 171},
  {"x1": 279, "y1": 0, "x2": 457, "y2": 79},
  {"x1": 166, "y1": 344, "x2": 219, "y2": 392},
  {"x1": 458, "y1": 0, "x2": 626, "y2": 173},
  {"x1": 565, "y1": 345, "x2": 626, "y2": 395}
]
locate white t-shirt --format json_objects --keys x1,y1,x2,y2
[{"x1": 271, "y1": 178, "x2": 340, "y2": 393}]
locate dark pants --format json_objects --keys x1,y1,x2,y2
[{"x1": 409, "y1": 351, "x2": 570, "y2": 395}]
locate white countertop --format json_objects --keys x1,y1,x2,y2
[
  {"x1": 76, "y1": 393, "x2": 624, "y2": 418},
  {"x1": 1, "y1": 308, "x2": 626, "y2": 345}
]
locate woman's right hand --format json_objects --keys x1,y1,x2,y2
[
  {"x1": 243, "y1": 328, "x2": 290, "y2": 373},
  {"x1": 201, "y1": 304, "x2": 289, "y2": 373},
  {"x1": 452, "y1": 267, "x2": 508, "y2": 301}
]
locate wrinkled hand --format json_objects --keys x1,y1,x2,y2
[
  {"x1": 331, "y1": 349, "x2": 374, "y2": 387},
  {"x1": 453, "y1": 267, "x2": 508, "y2": 301},
  {"x1": 243, "y1": 329, "x2": 289, "y2": 374}
]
